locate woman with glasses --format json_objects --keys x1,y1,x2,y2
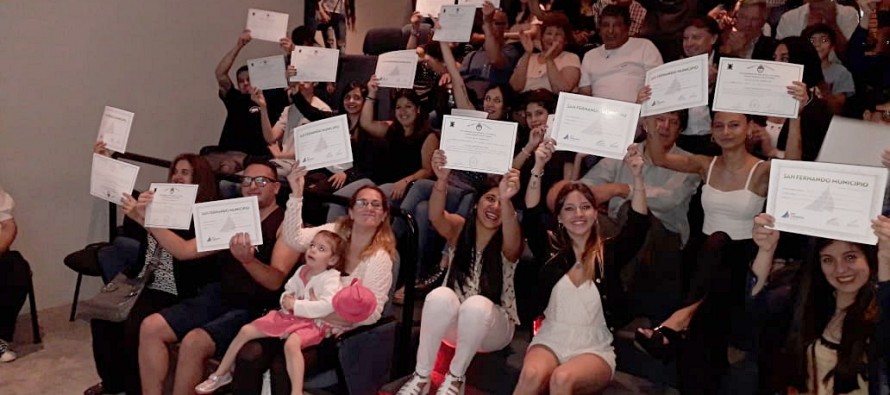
[
  {"x1": 397, "y1": 151, "x2": 523, "y2": 395},
  {"x1": 513, "y1": 140, "x2": 650, "y2": 394},
  {"x1": 634, "y1": 90, "x2": 807, "y2": 391},
  {"x1": 230, "y1": 165, "x2": 397, "y2": 394},
  {"x1": 86, "y1": 151, "x2": 221, "y2": 395}
]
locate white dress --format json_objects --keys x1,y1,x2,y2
[{"x1": 528, "y1": 274, "x2": 617, "y2": 374}]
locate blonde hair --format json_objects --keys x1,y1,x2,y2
[{"x1": 333, "y1": 185, "x2": 398, "y2": 262}]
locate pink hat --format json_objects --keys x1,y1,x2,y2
[{"x1": 332, "y1": 279, "x2": 377, "y2": 323}]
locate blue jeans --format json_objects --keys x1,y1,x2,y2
[{"x1": 400, "y1": 179, "x2": 475, "y2": 276}]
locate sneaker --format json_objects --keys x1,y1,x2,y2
[
  {"x1": 395, "y1": 372, "x2": 430, "y2": 395},
  {"x1": 195, "y1": 373, "x2": 232, "y2": 394},
  {"x1": 0, "y1": 339, "x2": 16, "y2": 362},
  {"x1": 435, "y1": 372, "x2": 465, "y2": 395}
]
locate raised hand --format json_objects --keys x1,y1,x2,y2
[
  {"x1": 787, "y1": 81, "x2": 809, "y2": 114},
  {"x1": 287, "y1": 165, "x2": 308, "y2": 198},
  {"x1": 872, "y1": 215, "x2": 890, "y2": 260},
  {"x1": 431, "y1": 149, "x2": 451, "y2": 181},
  {"x1": 367, "y1": 75, "x2": 380, "y2": 96},
  {"x1": 482, "y1": 1, "x2": 496, "y2": 21},
  {"x1": 499, "y1": 168, "x2": 522, "y2": 200},
  {"x1": 410, "y1": 11, "x2": 423, "y2": 28},
  {"x1": 238, "y1": 29, "x2": 252, "y2": 48},
  {"x1": 636, "y1": 85, "x2": 653, "y2": 105},
  {"x1": 94, "y1": 141, "x2": 112, "y2": 157},
  {"x1": 528, "y1": 126, "x2": 547, "y2": 149},
  {"x1": 250, "y1": 87, "x2": 267, "y2": 107},
  {"x1": 543, "y1": 36, "x2": 564, "y2": 61},
  {"x1": 534, "y1": 137, "x2": 556, "y2": 166},
  {"x1": 120, "y1": 193, "x2": 139, "y2": 220},
  {"x1": 229, "y1": 232, "x2": 255, "y2": 264},
  {"x1": 136, "y1": 190, "x2": 154, "y2": 218},
  {"x1": 624, "y1": 143, "x2": 644, "y2": 177},
  {"x1": 519, "y1": 30, "x2": 535, "y2": 54},
  {"x1": 279, "y1": 36, "x2": 295, "y2": 53},
  {"x1": 752, "y1": 213, "x2": 780, "y2": 252}
]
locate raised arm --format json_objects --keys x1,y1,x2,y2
[
  {"x1": 783, "y1": 81, "x2": 810, "y2": 161},
  {"x1": 646, "y1": 123, "x2": 710, "y2": 176},
  {"x1": 525, "y1": 138, "x2": 555, "y2": 209},
  {"x1": 481, "y1": 2, "x2": 508, "y2": 69},
  {"x1": 625, "y1": 144, "x2": 648, "y2": 215},
  {"x1": 251, "y1": 88, "x2": 286, "y2": 144},
  {"x1": 499, "y1": 168, "x2": 523, "y2": 262},
  {"x1": 439, "y1": 41, "x2": 474, "y2": 110},
  {"x1": 429, "y1": 150, "x2": 466, "y2": 244},
  {"x1": 360, "y1": 75, "x2": 392, "y2": 138},
  {"x1": 216, "y1": 30, "x2": 251, "y2": 97},
  {"x1": 513, "y1": 126, "x2": 546, "y2": 170},
  {"x1": 876, "y1": 215, "x2": 890, "y2": 282},
  {"x1": 509, "y1": 31, "x2": 536, "y2": 92},
  {"x1": 750, "y1": 213, "x2": 780, "y2": 296},
  {"x1": 543, "y1": 43, "x2": 580, "y2": 93}
]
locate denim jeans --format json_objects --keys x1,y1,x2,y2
[{"x1": 400, "y1": 179, "x2": 475, "y2": 276}]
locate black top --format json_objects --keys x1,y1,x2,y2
[
  {"x1": 127, "y1": 225, "x2": 220, "y2": 300},
  {"x1": 777, "y1": 98, "x2": 832, "y2": 162},
  {"x1": 218, "y1": 87, "x2": 288, "y2": 156},
  {"x1": 220, "y1": 206, "x2": 286, "y2": 310},
  {"x1": 523, "y1": 202, "x2": 650, "y2": 330},
  {"x1": 373, "y1": 127, "x2": 431, "y2": 184}
]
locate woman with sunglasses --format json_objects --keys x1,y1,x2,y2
[
  {"x1": 229, "y1": 165, "x2": 397, "y2": 393},
  {"x1": 85, "y1": 149, "x2": 220, "y2": 395}
]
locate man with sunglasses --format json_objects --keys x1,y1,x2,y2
[{"x1": 137, "y1": 159, "x2": 292, "y2": 395}]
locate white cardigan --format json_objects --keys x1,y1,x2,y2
[
  {"x1": 283, "y1": 197, "x2": 393, "y2": 327},
  {"x1": 280, "y1": 266, "x2": 341, "y2": 319}
]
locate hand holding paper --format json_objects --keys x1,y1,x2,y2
[
  {"x1": 193, "y1": 196, "x2": 264, "y2": 252},
  {"x1": 246, "y1": 9, "x2": 289, "y2": 43}
]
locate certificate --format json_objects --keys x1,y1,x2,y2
[
  {"x1": 440, "y1": 115, "x2": 518, "y2": 175},
  {"x1": 433, "y1": 5, "x2": 476, "y2": 43},
  {"x1": 145, "y1": 183, "x2": 198, "y2": 230},
  {"x1": 247, "y1": 55, "x2": 288, "y2": 90},
  {"x1": 90, "y1": 154, "x2": 139, "y2": 205},
  {"x1": 193, "y1": 196, "x2": 263, "y2": 253},
  {"x1": 816, "y1": 117, "x2": 890, "y2": 167},
  {"x1": 293, "y1": 114, "x2": 353, "y2": 171},
  {"x1": 766, "y1": 159, "x2": 889, "y2": 245},
  {"x1": 712, "y1": 58, "x2": 803, "y2": 118},
  {"x1": 416, "y1": 0, "x2": 454, "y2": 16},
  {"x1": 290, "y1": 46, "x2": 340, "y2": 82},
  {"x1": 375, "y1": 50, "x2": 418, "y2": 89},
  {"x1": 641, "y1": 54, "x2": 709, "y2": 117},
  {"x1": 246, "y1": 8, "x2": 289, "y2": 43},
  {"x1": 551, "y1": 92, "x2": 641, "y2": 159},
  {"x1": 97, "y1": 106, "x2": 135, "y2": 153},
  {"x1": 451, "y1": 108, "x2": 489, "y2": 119},
  {"x1": 458, "y1": 0, "x2": 501, "y2": 6}
]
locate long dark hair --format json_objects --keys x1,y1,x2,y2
[
  {"x1": 551, "y1": 182, "x2": 604, "y2": 281},
  {"x1": 339, "y1": 81, "x2": 368, "y2": 137},
  {"x1": 784, "y1": 238, "x2": 878, "y2": 394},
  {"x1": 169, "y1": 153, "x2": 218, "y2": 203},
  {"x1": 778, "y1": 36, "x2": 825, "y2": 89},
  {"x1": 389, "y1": 89, "x2": 431, "y2": 141},
  {"x1": 445, "y1": 178, "x2": 505, "y2": 304}
]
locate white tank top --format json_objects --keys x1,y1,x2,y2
[{"x1": 701, "y1": 157, "x2": 766, "y2": 240}]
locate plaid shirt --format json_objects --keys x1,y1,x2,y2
[{"x1": 592, "y1": 0, "x2": 647, "y2": 37}]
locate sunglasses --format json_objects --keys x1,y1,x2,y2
[{"x1": 240, "y1": 176, "x2": 275, "y2": 187}]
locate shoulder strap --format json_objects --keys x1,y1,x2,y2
[
  {"x1": 705, "y1": 156, "x2": 717, "y2": 184},
  {"x1": 745, "y1": 160, "x2": 765, "y2": 189}
]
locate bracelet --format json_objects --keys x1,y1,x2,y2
[
  {"x1": 531, "y1": 169, "x2": 544, "y2": 177},
  {"x1": 365, "y1": 96, "x2": 376, "y2": 101}
]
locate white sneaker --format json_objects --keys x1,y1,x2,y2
[
  {"x1": 195, "y1": 373, "x2": 232, "y2": 394},
  {"x1": 0, "y1": 339, "x2": 15, "y2": 362},
  {"x1": 396, "y1": 372, "x2": 430, "y2": 395},
  {"x1": 435, "y1": 373, "x2": 465, "y2": 395}
]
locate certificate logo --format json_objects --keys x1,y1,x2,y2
[{"x1": 756, "y1": 65, "x2": 765, "y2": 74}]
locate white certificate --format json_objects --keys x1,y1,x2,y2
[
  {"x1": 375, "y1": 50, "x2": 418, "y2": 89},
  {"x1": 458, "y1": 0, "x2": 501, "y2": 7},
  {"x1": 290, "y1": 46, "x2": 340, "y2": 82},
  {"x1": 551, "y1": 92, "x2": 641, "y2": 159},
  {"x1": 416, "y1": 0, "x2": 454, "y2": 16},
  {"x1": 440, "y1": 115, "x2": 518, "y2": 175},
  {"x1": 451, "y1": 108, "x2": 489, "y2": 119},
  {"x1": 145, "y1": 183, "x2": 199, "y2": 230},
  {"x1": 293, "y1": 114, "x2": 353, "y2": 171},
  {"x1": 246, "y1": 8, "x2": 289, "y2": 43},
  {"x1": 816, "y1": 117, "x2": 890, "y2": 167},
  {"x1": 641, "y1": 54, "x2": 709, "y2": 117},
  {"x1": 96, "y1": 106, "x2": 135, "y2": 153},
  {"x1": 433, "y1": 5, "x2": 476, "y2": 43},
  {"x1": 90, "y1": 154, "x2": 139, "y2": 205},
  {"x1": 712, "y1": 58, "x2": 803, "y2": 118},
  {"x1": 247, "y1": 55, "x2": 288, "y2": 90},
  {"x1": 767, "y1": 159, "x2": 889, "y2": 245},
  {"x1": 193, "y1": 196, "x2": 263, "y2": 253}
]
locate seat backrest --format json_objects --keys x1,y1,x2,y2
[{"x1": 362, "y1": 27, "x2": 408, "y2": 56}]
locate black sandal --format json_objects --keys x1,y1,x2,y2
[{"x1": 634, "y1": 325, "x2": 687, "y2": 362}]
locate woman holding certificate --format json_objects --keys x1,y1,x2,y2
[
  {"x1": 396, "y1": 152, "x2": 523, "y2": 395},
  {"x1": 513, "y1": 140, "x2": 651, "y2": 394},
  {"x1": 635, "y1": 86, "x2": 808, "y2": 392},
  {"x1": 86, "y1": 152, "x2": 220, "y2": 395},
  {"x1": 360, "y1": 77, "x2": 438, "y2": 204},
  {"x1": 749, "y1": 213, "x2": 890, "y2": 395}
]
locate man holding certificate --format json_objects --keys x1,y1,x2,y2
[{"x1": 137, "y1": 159, "x2": 288, "y2": 395}]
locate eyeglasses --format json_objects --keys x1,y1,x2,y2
[
  {"x1": 240, "y1": 176, "x2": 275, "y2": 187},
  {"x1": 354, "y1": 199, "x2": 384, "y2": 210},
  {"x1": 872, "y1": 109, "x2": 890, "y2": 122},
  {"x1": 809, "y1": 37, "x2": 831, "y2": 45}
]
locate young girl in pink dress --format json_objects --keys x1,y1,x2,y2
[{"x1": 196, "y1": 230, "x2": 346, "y2": 395}]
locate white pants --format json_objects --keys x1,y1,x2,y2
[{"x1": 415, "y1": 287, "x2": 515, "y2": 377}]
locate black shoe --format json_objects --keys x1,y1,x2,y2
[
  {"x1": 84, "y1": 382, "x2": 122, "y2": 395},
  {"x1": 634, "y1": 325, "x2": 687, "y2": 362},
  {"x1": 415, "y1": 266, "x2": 447, "y2": 294}
]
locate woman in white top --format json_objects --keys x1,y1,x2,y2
[
  {"x1": 397, "y1": 151, "x2": 523, "y2": 395},
  {"x1": 509, "y1": 12, "x2": 581, "y2": 94},
  {"x1": 638, "y1": 98, "x2": 807, "y2": 391}
]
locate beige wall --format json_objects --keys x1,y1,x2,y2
[{"x1": 0, "y1": 0, "x2": 414, "y2": 311}]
